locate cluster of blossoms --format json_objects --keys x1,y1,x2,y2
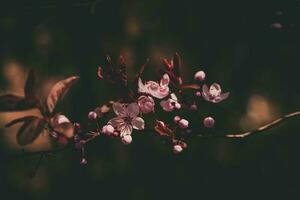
[
  {"x1": 0, "y1": 53, "x2": 229, "y2": 165},
  {"x1": 85, "y1": 53, "x2": 229, "y2": 155}
]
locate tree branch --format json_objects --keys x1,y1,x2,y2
[{"x1": 225, "y1": 111, "x2": 300, "y2": 138}]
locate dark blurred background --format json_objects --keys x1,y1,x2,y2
[{"x1": 1, "y1": 0, "x2": 300, "y2": 199}]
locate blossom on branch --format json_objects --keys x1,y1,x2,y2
[{"x1": 108, "y1": 102, "x2": 145, "y2": 138}]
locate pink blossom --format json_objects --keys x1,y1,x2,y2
[
  {"x1": 195, "y1": 91, "x2": 201, "y2": 97},
  {"x1": 194, "y1": 70, "x2": 206, "y2": 81},
  {"x1": 102, "y1": 124, "x2": 115, "y2": 135},
  {"x1": 160, "y1": 93, "x2": 181, "y2": 112},
  {"x1": 202, "y1": 83, "x2": 229, "y2": 103},
  {"x1": 88, "y1": 111, "x2": 97, "y2": 120},
  {"x1": 174, "y1": 116, "x2": 181, "y2": 123},
  {"x1": 108, "y1": 102, "x2": 144, "y2": 137},
  {"x1": 173, "y1": 145, "x2": 183, "y2": 154},
  {"x1": 52, "y1": 114, "x2": 70, "y2": 126},
  {"x1": 178, "y1": 119, "x2": 189, "y2": 129},
  {"x1": 138, "y1": 74, "x2": 170, "y2": 99},
  {"x1": 50, "y1": 114, "x2": 74, "y2": 138},
  {"x1": 122, "y1": 135, "x2": 132, "y2": 145},
  {"x1": 138, "y1": 95, "x2": 155, "y2": 113},
  {"x1": 203, "y1": 117, "x2": 215, "y2": 128}
]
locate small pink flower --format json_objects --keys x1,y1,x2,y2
[
  {"x1": 174, "y1": 116, "x2": 181, "y2": 123},
  {"x1": 108, "y1": 102, "x2": 144, "y2": 137},
  {"x1": 160, "y1": 93, "x2": 180, "y2": 112},
  {"x1": 138, "y1": 74, "x2": 170, "y2": 99},
  {"x1": 202, "y1": 83, "x2": 229, "y2": 103},
  {"x1": 122, "y1": 135, "x2": 132, "y2": 145},
  {"x1": 102, "y1": 124, "x2": 115, "y2": 135},
  {"x1": 88, "y1": 111, "x2": 97, "y2": 120},
  {"x1": 203, "y1": 117, "x2": 215, "y2": 128},
  {"x1": 173, "y1": 145, "x2": 183, "y2": 154},
  {"x1": 194, "y1": 70, "x2": 206, "y2": 81},
  {"x1": 195, "y1": 91, "x2": 201, "y2": 97},
  {"x1": 178, "y1": 119, "x2": 189, "y2": 129},
  {"x1": 138, "y1": 95, "x2": 155, "y2": 113}
]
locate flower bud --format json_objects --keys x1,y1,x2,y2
[
  {"x1": 203, "y1": 116, "x2": 215, "y2": 128},
  {"x1": 121, "y1": 135, "x2": 132, "y2": 145},
  {"x1": 80, "y1": 158, "x2": 88, "y2": 165},
  {"x1": 174, "y1": 103, "x2": 181, "y2": 110},
  {"x1": 195, "y1": 91, "x2": 201, "y2": 97},
  {"x1": 174, "y1": 116, "x2": 181, "y2": 123},
  {"x1": 190, "y1": 104, "x2": 198, "y2": 110},
  {"x1": 178, "y1": 119, "x2": 189, "y2": 129},
  {"x1": 74, "y1": 122, "x2": 81, "y2": 130},
  {"x1": 88, "y1": 111, "x2": 97, "y2": 120},
  {"x1": 194, "y1": 70, "x2": 206, "y2": 81},
  {"x1": 102, "y1": 125, "x2": 115, "y2": 135},
  {"x1": 173, "y1": 145, "x2": 183, "y2": 154},
  {"x1": 138, "y1": 95, "x2": 155, "y2": 113}
]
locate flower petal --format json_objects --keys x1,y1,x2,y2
[
  {"x1": 112, "y1": 102, "x2": 126, "y2": 116},
  {"x1": 108, "y1": 117, "x2": 124, "y2": 129},
  {"x1": 132, "y1": 117, "x2": 145, "y2": 130},
  {"x1": 212, "y1": 92, "x2": 230, "y2": 103},
  {"x1": 202, "y1": 84, "x2": 210, "y2": 102},
  {"x1": 120, "y1": 124, "x2": 133, "y2": 137},
  {"x1": 127, "y1": 103, "x2": 140, "y2": 118},
  {"x1": 160, "y1": 99, "x2": 174, "y2": 112},
  {"x1": 138, "y1": 78, "x2": 147, "y2": 93},
  {"x1": 160, "y1": 73, "x2": 170, "y2": 87},
  {"x1": 209, "y1": 83, "x2": 221, "y2": 97}
]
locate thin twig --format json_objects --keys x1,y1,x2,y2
[{"x1": 225, "y1": 111, "x2": 300, "y2": 138}]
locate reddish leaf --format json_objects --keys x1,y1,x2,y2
[
  {"x1": 161, "y1": 58, "x2": 173, "y2": 71},
  {"x1": 0, "y1": 94, "x2": 38, "y2": 111},
  {"x1": 154, "y1": 122, "x2": 173, "y2": 137},
  {"x1": 24, "y1": 69, "x2": 36, "y2": 98},
  {"x1": 180, "y1": 84, "x2": 201, "y2": 90},
  {"x1": 5, "y1": 116, "x2": 38, "y2": 127},
  {"x1": 97, "y1": 66, "x2": 104, "y2": 79},
  {"x1": 17, "y1": 117, "x2": 47, "y2": 146},
  {"x1": 173, "y1": 52, "x2": 181, "y2": 76},
  {"x1": 46, "y1": 76, "x2": 79, "y2": 113}
]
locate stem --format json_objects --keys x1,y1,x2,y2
[{"x1": 225, "y1": 111, "x2": 300, "y2": 138}]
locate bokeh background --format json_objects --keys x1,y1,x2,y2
[{"x1": 1, "y1": 0, "x2": 300, "y2": 199}]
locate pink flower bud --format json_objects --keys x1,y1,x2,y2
[
  {"x1": 80, "y1": 158, "x2": 88, "y2": 165},
  {"x1": 190, "y1": 104, "x2": 198, "y2": 110},
  {"x1": 102, "y1": 125, "x2": 115, "y2": 135},
  {"x1": 178, "y1": 119, "x2": 189, "y2": 129},
  {"x1": 173, "y1": 145, "x2": 183, "y2": 154},
  {"x1": 74, "y1": 122, "x2": 81, "y2": 130},
  {"x1": 194, "y1": 70, "x2": 206, "y2": 81},
  {"x1": 203, "y1": 117, "x2": 215, "y2": 128},
  {"x1": 112, "y1": 131, "x2": 119, "y2": 137},
  {"x1": 174, "y1": 103, "x2": 181, "y2": 110},
  {"x1": 121, "y1": 135, "x2": 132, "y2": 145},
  {"x1": 174, "y1": 116, "x2": 181, "y2": 123},
  {"x1": 195, "y1": 91, "x2": 201, "y2": 97},
  {"x1": 138, "y1": 95, "x2": 155, "y2": 113},
  {"x1": 88, "y1": 111, "x2": 97, "y2": 120}
]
